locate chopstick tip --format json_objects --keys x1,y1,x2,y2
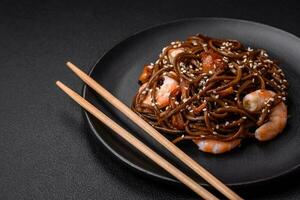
[{"x1": 56, "y1": 81, "x2": 63, "y2": 87}]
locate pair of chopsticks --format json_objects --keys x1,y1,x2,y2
[{"x1": 56, "y1": 62, "x2": 243, "y2": 200}]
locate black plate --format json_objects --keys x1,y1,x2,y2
[{"x1": 82, "y1": 18, "x2": 300, "y2": 187}]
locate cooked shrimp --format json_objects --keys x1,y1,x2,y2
[
  {"x1": 200, "y1": 49, "x2": 225, "y2": 73},
  {"x1": 139, "y1": 76, "x2": 179, "y2": 108},
  {"x1": 242, "y1": 89, "x2": 288, "y2": 141},
  {"x1": 255, "y1": 102, "x2": 287, "y2": 141},
  {"x1": 243, "y1": 89, "x2": 275, "y2": 112},
  {"x1": 139, "y1": 64, "x2": 154, "y2": 84},
  {"x1": 194, "y1": 139, "x2": 241, "y2": 154},
  {"x1": 168, "y1": 48, "x2": 185, "y2": 65}
]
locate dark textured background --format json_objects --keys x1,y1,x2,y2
[{"x1": 0, "y1": 0, "x2": 299, "y2": 199}]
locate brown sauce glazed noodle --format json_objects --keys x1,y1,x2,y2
[{"x1": 132, "y1": 34, "x2": 288, "y2": 154}]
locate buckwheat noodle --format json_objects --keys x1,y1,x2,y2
[{"x1": 132, "y1": 34, "x2": 288, "y2": 145}]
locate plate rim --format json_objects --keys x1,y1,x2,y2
[{"x1": 82, "y1": 17, "x2": 300, "y2": 187}]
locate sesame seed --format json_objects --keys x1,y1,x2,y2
[
  {"x1": 175, "y1": 101, "x2": 179, "y2": 105},
  {"x1": 247, "y1": 47, "x2": 253, "y2": 51},
  {"x1": 242, "y1": 116, "x2": 247, "y2": 119},
  {"x1": 213, "y1": 131, "x2": 218, "y2": 135},
  {"x1": 208, "y1": 70, "x2": 213, "y2": 74},
  {"x1": 216, "y1": 125, "x2": 220, "y2": 129},
  {"x1": 203, "y1": 108, "x2": 207, "y2": 111}
]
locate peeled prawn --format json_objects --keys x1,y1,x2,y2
[
  {"x1": 194, "y1": 139, "x2": 241, "y2": 154},
  {"x1": 139, "y1": 76, "x2": 179, "y2": 108},
  {"x1": 200, "y1": 49, "x2": 225, "y2": 73},
  {"x1": 243, "y1": 89, "x2": 288, "y2": 141},
  {"x1": 243, "y1": 89, "x2": 275, "y2": 112},
  {"x1": 255, "y1": 102, "x2": 287, "y2": 141}
]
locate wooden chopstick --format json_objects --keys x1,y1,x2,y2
[
  {"x1": 56, "y1": 81, "x2": 218, "y2": 199},
  {"x1": 66, "y1": 61, "x2": 243, "y2": 200}
]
